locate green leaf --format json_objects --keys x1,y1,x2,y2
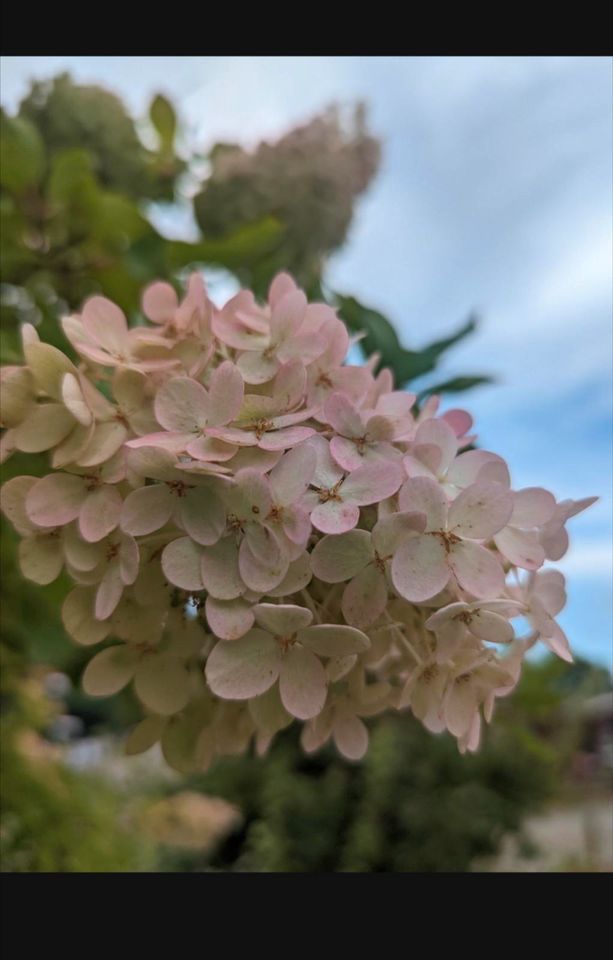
[
  {"x1": 0, "y1": 113, "x2": 45, "y2": 194},
  {"x1": 334, "y1": 292, "x2": 483, "y2": 388},
  {"x1": 168, "y1": 216, "x2": 284, "y2": 271},
  {"x1": 418, "y1": 375, "x2": 495, "y2": 399},
  {"x1": 149, "y1": 94, "x2": 177, "y2": 152}
]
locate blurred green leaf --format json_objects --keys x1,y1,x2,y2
[
  {"x1": 149, "y1": 94, "x2": 177, "y2": 153},
  {"x1": 335, "y1": 292, "x2": 481, "y2": 389},
  {"x1": 168, "y1": 217, "x2": 284, "y2": 271},
  {"x1": 0, "y1": 112, "x2": 45, "y2": 194},
  {"x1": 418, "y1": 375, "x2": 495, "y2": 398}
]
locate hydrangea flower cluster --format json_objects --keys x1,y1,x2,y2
[{"x1": 0, "y1": 272, "x2": 596, "y2": 772}]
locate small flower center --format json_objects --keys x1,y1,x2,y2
[
  {"x1": 314, "y1": 479, "x2": 344, "y2": 503},
  {"x1": 432, "y1": 530, "x2": 461, "y2": 554},
  {"x1": 275, "y1": 633, "x2": 297, "y2": 652},
  {"x1": 316, "y1": 372, "x2": 333, "y2": 388},
  {"x1": 166, "y1": 480, "x2": 193, "y2": 498},
  {"x1": 227, "y1": 513, "x2": 245, "y2": 534},
  {"x1": 247, "y1": 418, "x2": 274, "y2": 440},
  {"x1": 106, "y1": 543, "x2": 120, "y2": 562}
]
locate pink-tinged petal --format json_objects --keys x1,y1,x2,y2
[
  {"x1": 162, "y1": 537, "x2": 204, "y2": 591},
  {"x1": 341, "y1": 460, "x2": 404, "y2": 506},
  {"x1": 206, "y1": 629, "x2": 282, "y2": 700},
  {"x1": 206, "y1": 426, "x2": 258, "y2": 447},
  {"x1": 511, "y1": 487, "x2": 557, "y2": 528},
  {"x1": 323, "y1": 392, "x2": 363, "y2": 438},
  {"x1": 444, "y1": 679, "x2": 477, "y2": 738},
  {"x1": 272, "y1": 359, "x2": 307, "y2": 411},
  {"x1": 26, "y1": 473, "x2": 86, "y2": 527},
  {"x1": 185, "y1": 435, "x2": 237, "y2": 462},
  {"x1": 76, "y1": 421, "x2": 127, "y2": 468},
  {"x1": 237, "y1": 350, "x2": 279, "y2": 385},
  {"x1": 62, "y1": 526, "x2": 103, "y2": 572},
  {"x1": 200, "y1": 537, "x2": 243, "y2": 600},
  {"x1": 239, "y1": 534, "x2": 288, "y2": 593},
  {"x1": 83, "y1": 644, "x2": 138, "y2": 696},
  {"x1": 0, "y1": 366, "x2": 34, "y2": 427},
  {"x1": 0, "y1": 475, "x2": 38, "y2": 535},
  {"x1": 120, "y1": 484, "x2": 173, "y2": 536},
  {"x1": 333, "y1": 715, "x2": 368, "y2": 761},
  {"x1": 180, "y1": 485, "x2": 225, "y2": 546},
  {"x1": 342, "y1": 565, "x2": 387, "y2": 629},
  {"x1": 448, "y1": 540, "x2": 505, "y2": 598},
  {"x1": 270, "y1": 289, "x2": 307, "y2": 342},
  {"x1": 253, "y1": 603, "x2": 313, "y2": 635},
  {"x1": 476, "y1": 458, "x2": 511, "y2": 486},
  {"x1": 281, "y1": 506, "x2": 312, "y2": 545},
  {"x1": 446, "y1": 450, "x2": 508, "y2": 489},
  {"x1": 277, "y1": 330, "x2": 326, "y2": 365},
  {"x1": 279, "y1": 645, "x2": 327, "y2": 720},
  {"x1": 258, "y1": 426, "x2": 315, "y2": 451},
  {"x1": 266, "y1": 552, "x2": 312, "y2": 597},
  {"x1": 310, "y1": 499, "x2": 360, "y2": 535},
  {"x1": 62, "y1": 586, "x2": 110, "y2": 646},
  {"x1": 269, "y1": 443, "x2": 316, "y2": 506},
  {"x1": 310, "y1": 529, "x2": 372, "y2": 583},
  {"x1": 142, "y1": 281, "x2": 178, "y2": 324},
  {"x1": 206, "y1": 360, "x2": 245, "y2": 426},
  {"x1": 127, "y1": 430, "x2": 194, "y2": 454},
  {"x1": 51, "y1": 422, "x2": 94, "y2": 469},
  {"x1": 307, "y1": 434, "x2": 344, "y2": 488},
  {"x1": 19, "y1": 534, "x2": 63, "y2": 584},
  {"x1": 398, "y1": 476, "x2": 448, "y2": 531},
  {"x1": 205, "y1": 596, "x2": 255, "y2": 640},
  {"x1": 125, "y1": 445, "x2": 179, "y2": 481},
  {"x1": 268, "y1": 272, "x2": 298, "y2": 307},
  {"x1": 299, "y1": 624, "x2": 370, "y2": 656},
  {"x1": 14, "y1": 404, "x2": 75, "y2": 453},
  {"x1": 95, "y1": 568, "x2": 124, "y2": 620},
  {"x1": 441, "y1": 408, "x2": 473, "y2": 438},
  {"x1": 494, "y1": 527, "x2": 545, "y2": 570},
  {"x1": 468, "y1": 610, "x2": 515, "y2": 644},
  {"x1": 410, "y1": 442, "x2": 443, "y2": 475},
  {"x1": 448, "y1": 481, "x2": 513, "y2": 539},
  {"x1": 371, "y1": 511, "x2": 427, "y2": 556},
  {"x1": 402, "y1": 453, "x2": 437, "y2": 481},
  {"x1": 538, "y1": 617, "x2": 573, "y2": 663},
  {"x1": 540, "y1": 524, "x2": 569, "y2": 562},
  {"x1": 228, "y1": 468, "x2": 273, "y2": 518},
  {"x1": 414, "y1": 418, "x2": 458, "y2": 475},
  {"x1": 23, "y1": 340, "x2": 77, "y2": 400},
  {"x1": 73, "y1": 343, "x2": 124, "y2": 366},
  {"x1": 61, "y1": 373, "x2": 92, "y2": 426},
  {"x1": 213, "y1": 315, "x2": 268, "y2": 351},
  {"x1": 79, "y1": 484, "x2": 123, "y2": 543},
  {"x1": 154, "y1": 377, "x2": 208, "y2": 432},
  {"x1": 226, "y1": 447, "x2": 281, "y2": 473},
  {"x1": 134, "y1": 655, "x2": 190, "y2": 716},
  {"x1": 329, "y1": 436, "x2": 364, "y2": 472},
  {"x1": 533, "y1": 569, "x2": 566, "y2": 617},
  {"x1": 81, "y1": 296, "x2": 128, "y2": 355},
  {"x1": 391, "y1": 534, "x2": 449, "y2": 602},
  {"x1": 119, "y1": 534, "x2": 139, "y2": 584}
]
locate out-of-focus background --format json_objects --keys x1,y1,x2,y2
[{"x1": 1, "y1": 56, "x2": 611, "y2": 872}]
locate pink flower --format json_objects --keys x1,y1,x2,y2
[
  {"x1": 206, "y1": 603, "x2": 370, "y2": 720},
  {"x1": 302, "y1": 435, "x2": 405, "y2": 534},
  {"x1": 63, "y1": 296, "x2": 178, "y2": 371},
  {"x1": 323, "y1": 391, "x2": 407, "y2": 471},
  {"x1": 493, "y1": 486, "x2": 557, "y2": 570},
  {"x1": 391, "y1": 476, "x2": 513, "y2": 601},
  {"x1": 311, "y1": 511, "x2": 426, "y2": 627}
]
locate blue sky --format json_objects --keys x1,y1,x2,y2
[{"x1": 2, "y1": 56, "x2": 611, "y2": 668}]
